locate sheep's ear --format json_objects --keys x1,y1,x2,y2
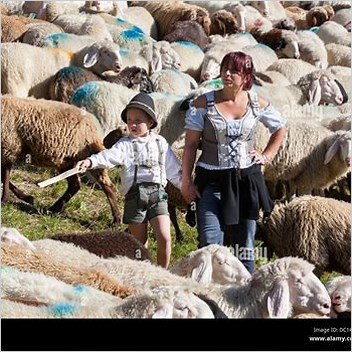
[
  {"x1": 308, "y1": 78, "x2": 321, "y2": 105},
  {"x1": 324, "y1": 135, "x2": 342, "y2": 164},
  {"x1": 152, "y1": 305, "x2": 173, "y2": 318},
  {"x1": 190, "y1": 252, "x2": 213, "y2": 284},
  {"x1": 149, "y1": 47, "x2": 162, "y2": 75},
  {"x1": 266, "y1": 280, "x2": 291, "y2": 318},
  {"x1": 334, "y1": 79, "x2": 348, "y2": 104},
  {"x1": 83, "y1": 49, "x2": 100, "y2": 68}
]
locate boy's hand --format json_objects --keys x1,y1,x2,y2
[{"x1": 76, "y1": 159, "x2": 92, "y2": 173}]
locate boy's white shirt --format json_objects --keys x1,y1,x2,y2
[{"x1": 89, "y1": 132, "x2": 182, "y2": 196}]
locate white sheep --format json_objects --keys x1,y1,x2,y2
[
  {"x1": 169, "y1": 244, "x2": 251, "y2": 285},
  {"x1": 325, "y1": 43, "x2": 351, "y2": 67},
  {"x1": 296, "y1": 29, "x2": 328, "y2": 69},
  {"x1": 1, "y1": 41, "x2": 122, "y2": 98},
  {"x1": 196, "y1": 256, "x2": 332, "y2": 318},
  {"x1": 200, "y1": 32, "x2": 258, "y2": 81},
  {"x1": 330, "y1": 8, "x2": 351, "y2": 31},
  {"x1": 256, "y1": 196, "x2": 351, "y2": 277},
  {"x1": 1, "y1": 265, "x2": 121, "y2": 308},
  {"x1": 265, "y1": 58, "x2": 317, "y2": 84},
  {"x1": 325, "y1": 275, "x2": 351, "y2": 318},
  {"x1": 255, "y1": 120, "x2": 351, "y2": 197},
  {"x1": 170, "y1": 41, "x2": 204, "y2": 82},
  {"x1": 150, "y1": 68, "x2": 198, "y2": 96},
  {"x1": 317, "y1": 20, "x2": 351, "y2": 47},
  {"x1": 0, "y1": 227, "x2": 36, "y2": 251}
]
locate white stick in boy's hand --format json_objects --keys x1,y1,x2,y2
[{"x1": 37, "y1": 166, "x2": 81, "y2": 188}]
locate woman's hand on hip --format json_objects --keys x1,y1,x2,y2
[{"x1": 249, "y1": 150, "x2": 269, "y2": 165}]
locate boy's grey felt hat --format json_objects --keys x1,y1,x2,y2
[{"x1": 121, "y1": 92, "x2": 157, "y2": 129}]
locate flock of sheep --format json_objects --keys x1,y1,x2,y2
[{"x1": 1, "y1": 0, "x2": 351, "y2": 319}]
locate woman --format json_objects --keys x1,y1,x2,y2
[{"x1": 181, "y1": 51, "x2": 286, "y2": 273}]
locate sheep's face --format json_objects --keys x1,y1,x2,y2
[
  {"x1": 331, "y1": 284, "x2": 351, "y2": 313},
  {"x1": 319, "y1": 75, "x2": 344, "y2": 105},
  {"x1": 201, "y1": 57, "x2": 220, "y2": 82},
  {"x1": 288, "y1": 269, "x2": 331, "y2": 316},
  {"x1": 211, "y1": 250, "x2": 251, "y2": 285}
]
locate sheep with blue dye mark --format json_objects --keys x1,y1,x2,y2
[
  {"x1": 1, "y1": 265, "x2": 121, "y2": 308},
  {"x1": 1, "y1": 242, "x2": 135, "y2": 299},
  {"x1": 50, "y1": 65, "x2": 152, "y2": 104},
  {"x1": 1, "y1": 41, "x2": 122, "y2": 98},
  {"x1": 256, "y1": 196, "x2": 351, "y2": 277},
  {"x1": 71, "y1": 82, "x2": 187, "y2": 147}
]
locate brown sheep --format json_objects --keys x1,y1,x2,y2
[
  {"x1": 256, "y1": 196, "x2": 351, "y2": 277},
  {"x1": 50, "y1": 230, "x2": 151, "y2": 261},
  {"x1": 1, "y1": 95, "x2": 121, "y2": 223},
  {"x1": 209, "y1": 10, "x2": 239, "y2": 37}
]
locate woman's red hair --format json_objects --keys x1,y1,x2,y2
[{"x1": 220, "y1": 51, "x2": 254, "y2": 90}]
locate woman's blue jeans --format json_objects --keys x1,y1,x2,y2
[{"x1": 196, "y1": 182, "x2": 256, "y2": 273}]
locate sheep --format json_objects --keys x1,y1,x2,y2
[
  {"x1": 22, "y1": 22, "x2": 65, "y2": 47},
  {"x1": 111, "y1": 286, "x2": 215, "y2": 318},
  {"x1": 1, "y1": 95, "x2": 121, "y2": 224},
  {"x1": 169, "y1": 244, "x2": 251, "y2": 285},
  {"x1": 1, "y1": 285, "x2": 215, "y2": 319},
  {"x1": 255, "y1": 120, "x2": 351, "y2": 197},
  {"x1": 250, "y1": 28, "x2": 300, "y2": 59},
  {"x1": 1, "y1": 227, "x2": 36, "y2": 251},
  {"x1": 295, "y1": 70, "x2": 348, "y2": 105},
  {"x1": 50, "y1": 230, "x2": 151, "y2": 261},
  {"x1": 325, "y1": 275, "x2": 351, "y2": 318},
  {"x1": 209, "y1": 10, "x2": 240, "y2": 37},
  {"x1": 131, "y1": 1, "x2": 211, "y2": 38},
  {"x1": 1, "y1": 265, "x2": 121, "y2": 308},
  {"x1": 330, "y1": 8, "x2": 351, "y2": 30},
  {"x1": 71, "y1": 83, "x2": 187, "y2": 146},
  {"x1": 265, "y1": 58, "x2": 319, "y2": 84},
  {"x1": 325, "y1": 43, "x2": 351, "y2": 67},
  {"x1": 1, "y1": 242, "x2": 135, "y2": 299},
  {"x1": 150, "y1": 68, "x2": 197, "y2": 96},
  {"x1": 170, "y1": 41, "x2": 204, "y2": 82},
  {"x1": 42, "y1": 32, "x2": 97, "y2": 52},
  {"x1": 163, "y1": 20, "x2": 209, "y2": 50},
  {"x1": 321, "y1": 115, "x2": 351, "y2": 132},
  {"x1": 317, "y1": 20, "x2": 351, "y2": 47},
  {"x1": 50, "y1": 65, "x2": 152, "y2": 104},
  {"x1": 119, "y1": 40, "x2": 181, "y2": 76},
  {"x1": 200, "y1": 32, "x2": 258, "y2": 81},
  {"x1": 254, "y1": 70, "x2": 292, "y2": 86},
  {"x1": 1, "y1": 14, "x2": 44, "y2": 42},
  {"x1": 296, "y1": 29, "x2": 328, "y2": 69},
  {"x1": 1, "y1": 41, "x2": 122, "y2": 98},
  {"x1": 256, "y1": 196, "x2": 351, "y2": 277},
  {"x1": 199, "y1": 256, "x2": 331, "y2": 318},
  {"x1": 241, "y1": 44, "x2": 278, "y2": 72}
]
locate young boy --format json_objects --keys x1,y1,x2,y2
[{"x1": 76, "y1": 93, "x2": 181, "y2": 268}]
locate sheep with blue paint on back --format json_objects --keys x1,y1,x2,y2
[
  {"x1": 1, "y1": 41, "x2": 122, "y2": 98},
  {"x1": 1, "y1": 265, "x2": 122, "y2": 308},
  {"x1": 50, "y1": 65, "x2": 153, "y2": 104}
]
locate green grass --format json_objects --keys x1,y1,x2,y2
[{"x1": 0, "y1": 166, "x2": 343, "y2": 281}]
